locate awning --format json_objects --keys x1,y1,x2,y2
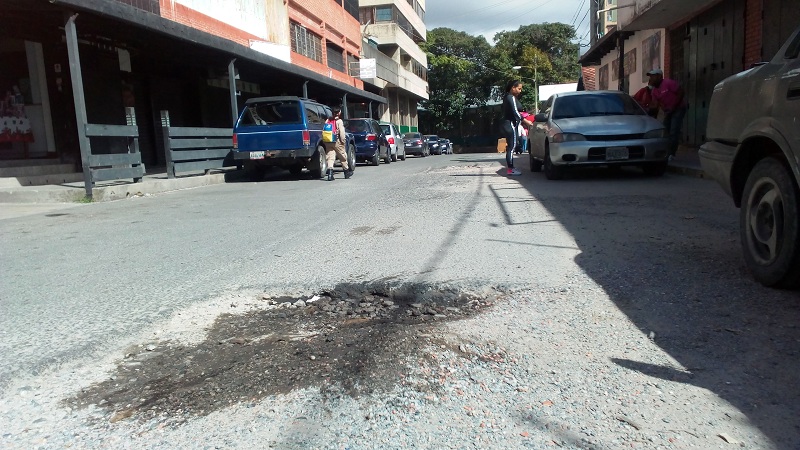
[
  {"x1": 46, "y1": 0, "x2": 386, "y2": 104},
  {"x1": 579, "y1": 27, "x2": 633, "y2": 67}
]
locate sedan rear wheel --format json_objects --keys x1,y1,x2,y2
[
  {"x1": 371, "y1": 151, "x2": 380, "y2": 166},
  {"x1": 347, "y1": 143, "x2": 356, "y2": 173},
  {"x1": 529, "y1": 153, "x2": 543, "y2": 172},
  {"x1": 740, "y1": 157, "x2": 800, "y2": 288}
]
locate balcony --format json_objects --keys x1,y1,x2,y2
[
  {"x1": 616, "y1": 0, "x2": 721, "y2": 31},
  {"x1": 363, "y1": 23, "x2": 426, "y2": 64}
]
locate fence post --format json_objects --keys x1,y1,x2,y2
[
  {"x1": 65, "y1": 14, "x2": 94, "y2": 198},
  {"x1": 125, "y1": 107, "x2": 143, "y2": 182},
  {"x1": 161, "y1": 110, "x2": 175, "y2": 178}
]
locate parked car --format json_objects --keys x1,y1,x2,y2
[
  {"x1": 345, "y1": 118, "x2": 391, "y2": 166},
  {"x1": 699, "y1": 25, "x2": 800, "y2": 289},
  {"x1": 403, "y1": 132, "x2": 428, "y2": 157},
  {"x1": 438, "y1": 138, "x2": 452, "y2": 154},
  {"x1": 232, "y1": 96, "x2": 355, "y2": 179},
  {"x1": 425, "y1": 135, "x2": 441, "y2": 155},
  {"x1": 379, "y1": 122, "x2": 406, "y2": 161},
  {"x1": 528, "y1": 91, "x2": 670, "y2": 180}
]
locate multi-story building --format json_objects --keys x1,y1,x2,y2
[
  {"x1": 580, "y1": 0, "x2": 799, "y2": 149},
  {"x1": 357, "y1": 0, "x2": 429, "y2": 133},
  {"x1": 0, "y1": 0, "x2": 386, "y2": 179}
]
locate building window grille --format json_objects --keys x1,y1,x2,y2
[
  {"x1": 290, "y1": 22, "x2": 322, "y2": 63},
  {"x1": 327, "y1": 44, "x2": 345, "y2": 73}
]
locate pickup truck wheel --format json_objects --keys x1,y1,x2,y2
[
  {"x1": 543, "y1": 145, "x2": 564, "y2": 180},
  {"x1": 740, "y1": 157, "x2": 800, "y2": 288},
  {"x1": 309, "y1": 146, "x2": 327, "y2": 179}
]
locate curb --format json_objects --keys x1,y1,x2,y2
[
  {"x1": 666, "y1": 163, "x2": 705, "y2": 179},
  {"x1": 0, "y1": 170, "x2": 238, "y2": 204}
]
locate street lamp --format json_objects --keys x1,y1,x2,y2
[{"x1": 512, "y1": 64, "x2": 538, "y2": 113}]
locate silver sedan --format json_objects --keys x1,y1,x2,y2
[{"x1": 529, "y1": 91, "x2": 670, "y2": 179}]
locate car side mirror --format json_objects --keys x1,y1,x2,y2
[{"x1": 534, "y1": 113, "x2": 547, "y2": 123}]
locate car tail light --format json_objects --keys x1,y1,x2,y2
[
  {"x1": 387, "y1": 136, "x2": 395, "y2": 145},
  {"x1": 415, "y1": 140, "x2": 423, "y2": 145},
  {"x1": 302, "y1": 129, "x2": 310, "y2": 145},
  {"x1": 232, "y1": 133, "x2": 238, "y2": 149},
  {"x1": 366, "y1": 134, "x2": 377, "y2": 141}
]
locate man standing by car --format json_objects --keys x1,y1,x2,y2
[
  {"x1": 326, "y1": 108, "x2": 352, "y2": 180},
  {"x1": 647, "y1": 68, "x2": 687, "y2": 160}
]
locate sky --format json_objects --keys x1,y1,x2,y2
[{"x1": 424, "y1": 0, "x2": 592, "y2": 46}]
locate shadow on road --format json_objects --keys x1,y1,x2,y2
[{"x1": 483, "y1": 153, "x2": 800, "y2": 448}]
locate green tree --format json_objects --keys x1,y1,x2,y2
[
  {"x1": 493, "y1": 23, "x2": 580, "y2": 85},
  {"x1": 420, "y1": 28, "x2": 493, "y2": 135}
]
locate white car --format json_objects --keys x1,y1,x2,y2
[{"x1": 379, "y1": 122, "x2": 406, "y2": 162}]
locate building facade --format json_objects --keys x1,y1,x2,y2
[
  {"x1": 358, "y1": 0, "x2": 429, "y2": 133},
  {"x1": 580, "y1": 0, "x2": 799, "y2": 148},
  {"x1": 0, "y1": 0, "x2": 385, "y2": 175}
]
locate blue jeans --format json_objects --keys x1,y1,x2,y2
[{"x1": 663, "y1": 107, "x2": 686, "y2": 156}]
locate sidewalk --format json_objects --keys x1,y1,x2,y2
[
  {"x1": 666, "y1": 145, "x2": 704, "y2": 179},
  {"x1": 0, "y1": 167, "x2": 243, "y2": 204}
]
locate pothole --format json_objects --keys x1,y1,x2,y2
[{"x1": 64, "y1": 282, "x2": 505, "y2": 424}]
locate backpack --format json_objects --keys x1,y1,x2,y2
[{"x1": 322, "y1": 119, "x2": 337, "y2": 143}]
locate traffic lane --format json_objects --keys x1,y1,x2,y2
[{"x1": 508, "y1": 157, "x2": 800, "y2": 448}]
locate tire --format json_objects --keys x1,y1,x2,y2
[
  {"x1": 384, "y1": 146, "x2": 392, "y2": 164},
  {"x1": 347, "y1": 143, "x2": 356, "y2": 173},
  {"x1": 391, "y1": 148, "x2": 398, "y2": 162},
  {"x1": 739, "y1": 157, "x2": 800, "y2": 289},
  {"x1": 400, "y1": 149, "x2": 406, "y2": 161},
  {"x1": 309, "y1": 146, "x2": 327, "y2": 179},
  {"x1": 371, "y1": 151, "x2": 380, "y2": 166},
  {"x1": 543, "y1": 145, "x2": 564, "y2": 180},
  {"x1": 642, "y1": 161, "x2": 667, "y2": 177},
  {"x1": 530, "y1": 154, "x2": 543, "y2": 172}
]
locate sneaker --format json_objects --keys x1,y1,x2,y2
[
  {"x1": 507, "y1": 168, "x2": 521, "y2": 176},
  {"x1": 344, "y1": 170, "x2": 353, "y2": 179}
]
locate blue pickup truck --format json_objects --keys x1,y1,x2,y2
[{"x1": 232, "y1": 96, "x2": 355, "y2": 180}]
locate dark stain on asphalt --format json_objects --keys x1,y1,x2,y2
[
  {"x1": 64, "y1": 282, "x2": 501, "y2": 424},
  {"x1": 349, "y1": 226, "x2": 374, "y2": 235}
]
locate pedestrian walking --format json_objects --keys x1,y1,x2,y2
[
  {"x1": 501, "y1": 80, "x2": 533, "y2": 175},
  {"x1": 325, "y1": 108, "x2": 352, "y2": 181},
  {"x1": 646, "y1": 69, "x2": 687, "y2": 159}
]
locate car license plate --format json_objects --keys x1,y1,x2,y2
[
  {"x1": 606, "y1": 147, "x2": 629, "y2": 160},
  {"x1": 250, "y1": 151, "x2": 265, "y2": 160}
]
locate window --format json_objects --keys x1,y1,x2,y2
[
  {"x1": 290, "y1": 22, "x2": 322, "y2": 63},
  {"x1": 239, "y1": 100, "x2": 302, "y2": 126},
  {"x1": 327, "y1": 44, "x2": 345, "y2": 73},
  {"x1": 376, "y1": 7, "x2": 392, "y2": 22},
  {"x1": 343, "y1": 0, "x2": 358, "y2": 20},
  {"x1": 305, "y1": 103, "x2": 323, "y2": 125}
]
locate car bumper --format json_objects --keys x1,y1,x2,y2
[
  {"x1": 405, "y1": 145, "x2": 424, "y2": 154},
  {"x1": 699, "y1": 140, "x2": 736, "y2": 197},
  {"x1": 549, "y1": 138, "x2": 670, "y2": 166},
  {"x1": 232, "y1": 148, "x2": 315, "y2": 164}
]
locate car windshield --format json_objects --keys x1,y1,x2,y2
[
  {"x1": 552, "y1": 93, "x2": 645, "y2": 120},
  {"x1": 239, "y1": 100, "x2": 302, "y2": 126},
  {"x1": 344, "y1": 120, "x2": 370, "y2": 133}
]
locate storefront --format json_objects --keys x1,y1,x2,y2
[{"x1": 0, "y1": 37, "x2": 55, "y2": 159}]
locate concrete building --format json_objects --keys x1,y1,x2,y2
[
  {"x1": 358, "y1": 0, "x2": 429, "y2": 132},
  {"x1": 580, "y1": 0, "x2": 799, "y2": 149},
  {"x1": 0, "y1": 0, "x2": 386, "y2": 186}
]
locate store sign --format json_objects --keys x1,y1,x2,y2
[{"x1": 359, "y1": 59, "x2": 376, "y2": 79}]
